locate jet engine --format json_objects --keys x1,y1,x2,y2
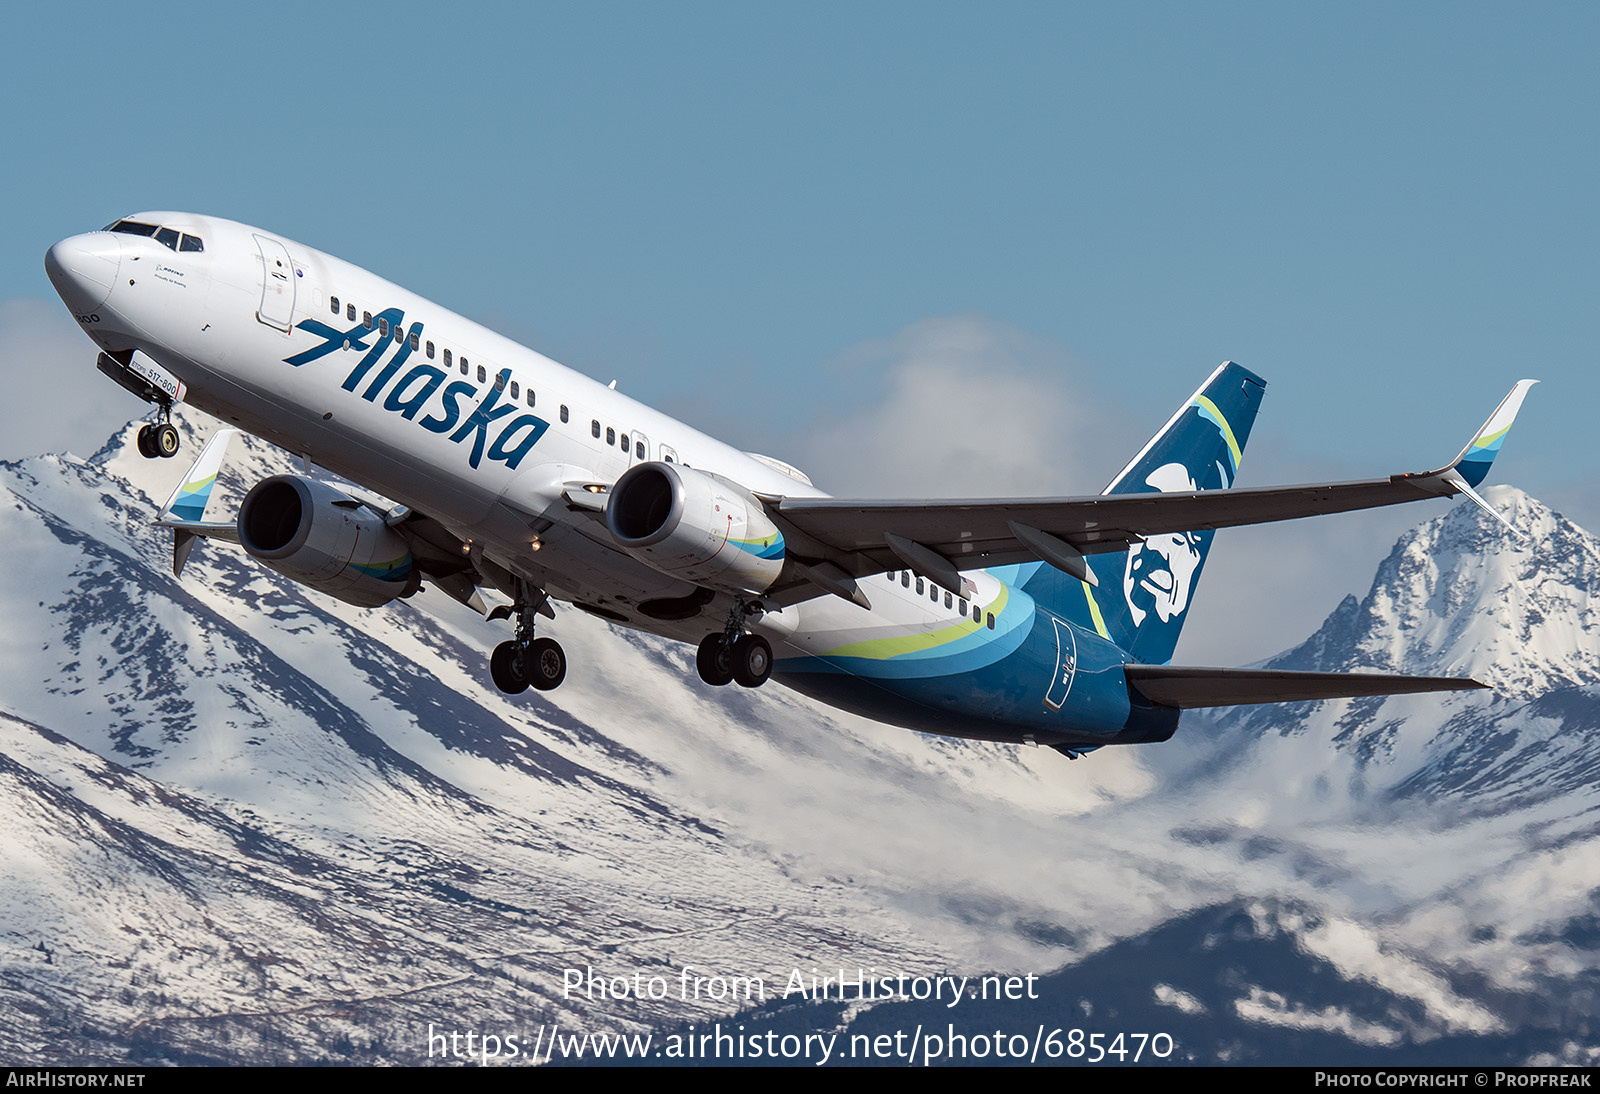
[
  {"x1": 237, "y1": 475, "x2": 418, "y2": 608},
  {"x1": 606, "y1": 462, "x2": 785, "y2": 595}
]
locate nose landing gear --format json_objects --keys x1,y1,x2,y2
[
  {"x1": 695, "y1": 600, "x2": 773, "y2": 689},
  {"x1": 136, "y1": 421, "x2": 181, "y2": 459},
  {"x1": 95, "y1": 351, "x2": 185, "y2": 460}
]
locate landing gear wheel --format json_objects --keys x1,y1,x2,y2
[
  {"x1": 526, "y1": 637, "x2": 566, "y2": 691},
  {"x1": 696, "y1": 634, "x2": 734, "y2": 687},
  {"x1": 732, "y1": 634, "x2": 773, "y2": 688},
  {"x1": 153, "y1": 422, "x2": 180, "y2": 458},
  {"x1": 136, "y1": 425, "x2": 158, "y2": 459},
  {"x1": 490, "y1": 641, "x2": 531, "y2": 694}
]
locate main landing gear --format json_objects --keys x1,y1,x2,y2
[
  {"x1": 490, "y1": 583, "x2": 566, "y2": 695},
  {"x1": 695, "y1": 600, "x2": 772, "y2": 689}
]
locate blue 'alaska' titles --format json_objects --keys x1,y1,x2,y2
[{"x1": 284, "y1": 312, "x2": 549, "y2": 471}]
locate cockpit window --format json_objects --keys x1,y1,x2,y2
[
  {"x1": 104, "y1": 219, "x2": 204, "y2": 253},
  {"x1": 106, "y1": 219, "x2": 158, "y2": 237}
]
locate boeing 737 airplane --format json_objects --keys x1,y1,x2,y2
[{"x1": 44, "y1": 213, "x2": 1534, "y2": 758}]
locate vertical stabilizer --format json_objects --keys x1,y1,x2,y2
[{"x1": 1070, "y1": 363, "x2": 1266, "y2": 664}]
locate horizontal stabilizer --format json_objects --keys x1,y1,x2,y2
[{"x1": 1124, "y1": 664, "x2": 1487, "y2": 709}]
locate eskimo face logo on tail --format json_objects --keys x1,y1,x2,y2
[
  {"x1": 283, "y1": 313, "x2": 548, "y2": 471},
  {"x1": 1122, "y1": 463, "x2": 1204, "y2": 627}
]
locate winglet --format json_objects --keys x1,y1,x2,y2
[
  {"x1": 1403, "y1": 380, "x2": 1537, "y2": 536},
  {"x1": 157, "y1": 429, "x2": 238, "y2": 523},
  {"x1": 156, "y1": 429, "x2": 238, "y2": 576},
  {"x1": 1449, "y1": 379, "x2": 1538, "y2": 488}
]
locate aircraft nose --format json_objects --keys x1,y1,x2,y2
[{"x1": 44, "y1": 232, "x2": 122, "y2": 316}]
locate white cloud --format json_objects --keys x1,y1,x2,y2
[
  {"x1": 1154, "y1": 983, "x2": 1207, "y2": 1015},
  {"x1": 0, "y1": 297, "x2": 139, "y2": 461},
  {"x1": 787, "y1": 314, "x2": 1129, "y2": 498},
  {"x1": 1233, "y1": 986, "x2": 1404, "y2": 1046},
  {"x1": 1294, "y1": 914, "x2": 1503, "y2": 1035}
]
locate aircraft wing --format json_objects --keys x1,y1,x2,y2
[{"x1": 766, "y1": 380, "x2": 1536, "y2": 603}]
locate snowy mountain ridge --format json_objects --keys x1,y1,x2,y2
[
  {"x1": 3, "y1": 411, "x2": 1600, "y2": 1063},
  {"x1": 1271, "y1": 486, "x2": 1600, "y2": 699}
]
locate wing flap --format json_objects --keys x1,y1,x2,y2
[{"x1": 1124, "y1": 664, "x2": 1488, "y2": 709}]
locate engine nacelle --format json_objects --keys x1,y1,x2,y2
[
  {"x1": 237, "y1": 475, "x2": 417, "y2": 608},
  {"x1": 606, "y1": 462, "x2": 785, "y2": 595}
]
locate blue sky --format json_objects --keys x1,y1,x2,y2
[{"x1": 2, "y1": 1, "x2": 1593, "y2": 659}]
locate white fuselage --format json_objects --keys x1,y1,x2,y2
[{"x1": 47, "y1": 212, "x2": 1008, "y2": 695}]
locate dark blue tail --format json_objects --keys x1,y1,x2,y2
[{"x1": 1029, "y1": 362, "x2": 1266, "y2": 665}]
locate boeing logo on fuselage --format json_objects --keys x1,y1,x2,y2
[{"x1": 285, "y1": 309, "x2": 548, "y2": 471}]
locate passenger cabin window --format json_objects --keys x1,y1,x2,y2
[
  {"x1": 510, "y1": 381, "x2": 519, "y2": 399},
  {"x1": 477, "y1": 365, "x2": 486, "y2": 383},
  {"x1": 986, "y1": 613, "x2": 995, "y2": 630},
  {"x1": 560, "y1": 405, "x2": 569, "y2": 423},
  {"x1": 525, "y1": 389, "x2": 535, "y2": 407},
  {"x1": 493, "y1": 372, "x2": 505, "y2": 392},
  {"x1": 606, "y1": 427, "x2": 616, "y2": 445},
  {"x1": 426, "y1": 340, "x2": 435, "y2": 359},
  {"x1": 408, "y1": 331, "x2": 420, "y2": 351},
  {"x1": 591, "y1": 420, "x2": 601, "y2": 438},
  {"x1": 443, "y1": 349, "x2": 452, "y2": 368},
  {"x1": 330, "y1": 297, "x2": 340, "y2": 315},
  {"x1": 346, "y1": 303, "x2": 356, "y2": 321},
  {"x1": 619, "y1": 433, "x2": 629, "y2": 451},
  {"x1": 378, "y1": 318, "x2": 389, "y2": 337},
  {"x1": 364, "y1": 311, "x2": 373, "y2": 329},
  {"x1": 635, "y1": 440, "x2": 645, "y2": 459}
]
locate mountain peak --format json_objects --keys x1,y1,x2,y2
[{"x1": 1269, "y1": 487, "x2": 1600, "y2": 699}]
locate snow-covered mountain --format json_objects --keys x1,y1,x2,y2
[{"x1": 2, "y1": 412, "x2": 1598, "y2": 1064}]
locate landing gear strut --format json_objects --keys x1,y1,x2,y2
[
  {"x1": 695, "y1": 600, "x2": 772, "y2": 689},
  {"x1": 490, "y1": 582, "x2": 565, "y2": 694},
  {"x1": 98, "y1": 351, "x2": 183, "y2": 460}
]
